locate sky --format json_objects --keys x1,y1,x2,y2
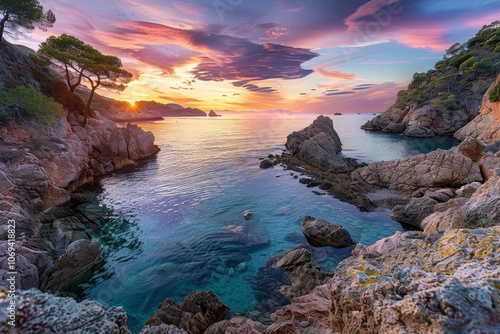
[{"x1": 14, "y1": 0, "x2": 500, "y2": 113}]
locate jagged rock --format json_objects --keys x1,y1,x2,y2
[
  {"x1": 259, "y1": 159, "x2": 274, "y2": 169},
  {"x1": 144, "y1": 291, "x2": 229, "y2": 334},
  {"x1": 0, "y1": 289, "x2": 130, "y2": 333},
  {"x1": 286, "y1": 116, "x2": 352, "y2": 170},
  {"x1": 455, "y1": 73, "x2": 500, "y2": 142},
  {"x1": 361, "y1": 106, "x2": 409, "y2": 132},
  {"x1": 403, "y1": 124, "x2": 435, "y2": 137},
  {"x1": 140, "y1": 324, "x2": 186, "y2": 334},
  {"x1": 355, "y1": 149, "x2": 483, "y2": 195},
  {"x1": 390, "y1": 197, "x2": 438, "y2": 229},
  {"x1": 456, "y1": 182, "x2": 482, "y2": 197},
  {"x1": 276, "y1": 248, "x2": 332, "y2": 300},
  {"x1": 300, "y1": 216, "x2": 355, "y2": 248},
  {"x1": 330, "y1": 227, "x2": 500, "y2": 334},
  {"x1": 422, "y1": 174, "x2": 500, "y2": 235},
  {"x1": 206, "y1": 318, "x2": 266, "y2": 334},
  {"x1": 265, "y1": 285, "x2": 332, "y2": 334},
  {"x1": 276, "y1": 248, "x2": 311, "y2": 270}
]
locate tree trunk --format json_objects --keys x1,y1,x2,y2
[
  {"x1": 83, "y1": 87, "x2": 96, "y2": 127},
  {"x1": 0, "y1": 12, "x2": 9, "y2": 44}
]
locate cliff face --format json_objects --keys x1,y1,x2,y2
[
  {"x1": 0, "y1": 41, "x2": 160, "y2": 292},
  {"x1": 455, "y1": 73, "x2": 500, "y2": 141}
]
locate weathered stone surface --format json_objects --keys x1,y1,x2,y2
[
  {"x1": 355, "y1": 149, "x2": 483, "y2": 195},
  {"x1": 301, "y1": 216, "x2": 355, "y2": 248},
  {"x1": 276, "y1": 248, "x2": 332, "y2": 301},
  {"x1": 422, "y1": 174, "x2": 500, "y2": 235},
  {"x1": 390, "y1": 197, "x2": 438, "y2": 229},
  {"x1": 41, "y1": 239, "x2": 101, "y2": 291},
  {"x1": 286, "y1": 116, "x2": 350, "y2": 170},
  {"x1": 144, "y1": 291, "x2": 229, "y2": 334},
  {"x1": 265, "y1": 285, "x2": 332, "y2": 334},
  {"x1": 206, "y1": 318, "x2": 267, "y2": 334},
  {"x1": 456, "y1": 182, "x2": 482, "y2": 197},
  {"x1": 330, "y1": 227, "x2": 500, "y2": 334},
  {"x1": 276, "y1": 248, "x2": 311, "y2": 270},
  {"x1": 259, "y1": 159, "x2": 274, "y2": 169},
  {"x1": 0, "y1": 289, "x2": 131, "y2": 333},
  {"x1": 455, "y1": 73, "x2": 500, "y2": 142},
  {"x1": 140, "y1": 324, "x2": 186, "y2": 334}
]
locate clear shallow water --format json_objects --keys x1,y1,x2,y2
[{"x1": 77, "y1": 113, "x2": 457, "y2": 330}]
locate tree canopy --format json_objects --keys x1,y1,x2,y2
[
  {"x1": 38, "y1": 34, "x2": 132, "y2": 126},
  {"x1": 39, "y1": 34, "x2": 98, "y2": 93},
  {"x1": 0, "y1": 0, "x2": 55, "y2": 43}
]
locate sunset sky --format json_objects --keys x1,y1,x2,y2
[{"x1": 17, "y1": 0, "x2": 500, "y2": 112}]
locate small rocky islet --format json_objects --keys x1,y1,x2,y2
[{"x1": 0, "y1": 26, "x2": 500, "y2": 334}]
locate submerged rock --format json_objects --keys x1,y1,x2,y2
[
  {"x1": 300, "y1": 216, "x2": 355, "y2": 248},
  {"x1": 0, "y1": 289, "x2": 130, "y2": 333}
]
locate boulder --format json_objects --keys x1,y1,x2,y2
[
  {"x1": 300, "y1": 216, "x2": 355, "y2": 248},
  {"x1": 276, "y1": 248, "x2": 331, "y2": 300},
  {"x1": 286, "y1": 116, "x2": 349, "y2": 169},
  {"x1": 0, "y1": 289, "x2": 130, "y2": 333},
  {"x1": 276, "y1": 248, "x2": 311, "y2": 270},
  {"x1": 456, "y1": 182, "x2": 482, "y2": 197},
  {"x1": 144, "y1": 291, "x2": 229, "y2": 334},
  {"x1": 41, "y1": 239, "x2": 101, "y2": 291},
  {"x1": 265, "y1": 285, "x2": 332, "y2": 334},
  {"x1": 355, "y1": 149, "x2": 483, "y2": 195},
  {"x1": 422, "y1": 174, "x2": 500, "y2": 235},
  {"x1": 390, "y1": 197, "x2": 438, "y2": 229},
  {"x1": 206, "y1": 318, "x2": 266, "y2": 334},
  {"x1": 259, "y1": 159, "x2": 274, "y2": 169},
  {"x1": 330, "y1": 227, "x2": 500, "y2": 334}
]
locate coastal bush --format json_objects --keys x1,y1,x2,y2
[
  {"x1": 0, "y1": 85, "x2": 64, "y2": 126},
  {"x1": 489, "y1": 83, "x2": 500, "y2": 102}
]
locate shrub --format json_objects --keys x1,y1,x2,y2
[
  {"x1": 0, "y1": 86, "x2": 64, "y2": 126},
  {"x1": 489, "y1": 82, "x2": 500, "y2": 102}
]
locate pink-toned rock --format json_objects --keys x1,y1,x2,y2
[
  {"x1": 265, "y1": 285, "x2": 332, "y2": 334},
  {"x1": 355, "y1": 149, "x2": 483, "y2": 194},
  {"x1": 455, "y1": 73, "x2": 500, "y2": 142}
]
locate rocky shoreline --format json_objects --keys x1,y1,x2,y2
[{"x1": 0, "y1": 42, "x2": 499, "y2": 334}]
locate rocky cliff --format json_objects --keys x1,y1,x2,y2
[
  {"x1": 362, "y1": 23, "x2": 500, "y2": 137},
  {"x1": 0, "y1": 41, "x2": 160, "y2": 295},
  {"x1": 455, "y1": 73, "x2": 500, "y2": 141}
]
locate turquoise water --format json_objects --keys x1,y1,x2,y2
[{"x1": 76, "y1": 113, "x2": 457, "y2": 330}]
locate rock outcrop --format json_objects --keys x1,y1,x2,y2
[
  {"x1": 286, "y1": 115, "x2": 350, "y2": 171},
  {"x1": 422, "y1": 173, "x2": 500, "y2": 235},
  {"x1": 0, "y1": 109, "x2": 159, "y2": 290},
  {"x1": 355, "y1": 149, "x2": 483, "y2": 195},
  {"x1": 143, "y1": 291, "x2": 229, "y2": 334},
  {"x1": 276, "y1": 248, "x2": 331, "y2": 301},
  {"x1": 329, "y1": 227, "x2": 500, "y2": 334},
  {"x1": 0, "y1": 288, "x2": 130, "y2": 333},
  {"x1": 300, "y1": 216, "x2": 355, "y2": 248},
  {"x1": 455, "y1": 73, "x2": 500, "y2": 142}
]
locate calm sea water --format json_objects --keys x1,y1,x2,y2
[{"x1": 76, "y1": 113, "x2": 457, "y2": 330}]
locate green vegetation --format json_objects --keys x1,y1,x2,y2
[
  {"x1": 38, "y1": 34, "x2": 132, "y2": 126},
  {"x1": 489, "y1": 82, "x2": 500, "y2": 102},
  {"x1": 394, "y1": 21, "x2": 500, "y2": 113},
  {"x1": 0, "y1": 86, "x2": 63, "y2": 127},
  {"x1": 0, "y1": 0, "x2": 55, "y2": 43}
]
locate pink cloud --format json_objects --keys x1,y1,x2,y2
[{"x1": 316, "y1": 67, "x2": 356, "y2": 80}]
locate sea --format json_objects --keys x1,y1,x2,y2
[{"x1": 69, "y1": 113, "x2": 457, "y2": 331}]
